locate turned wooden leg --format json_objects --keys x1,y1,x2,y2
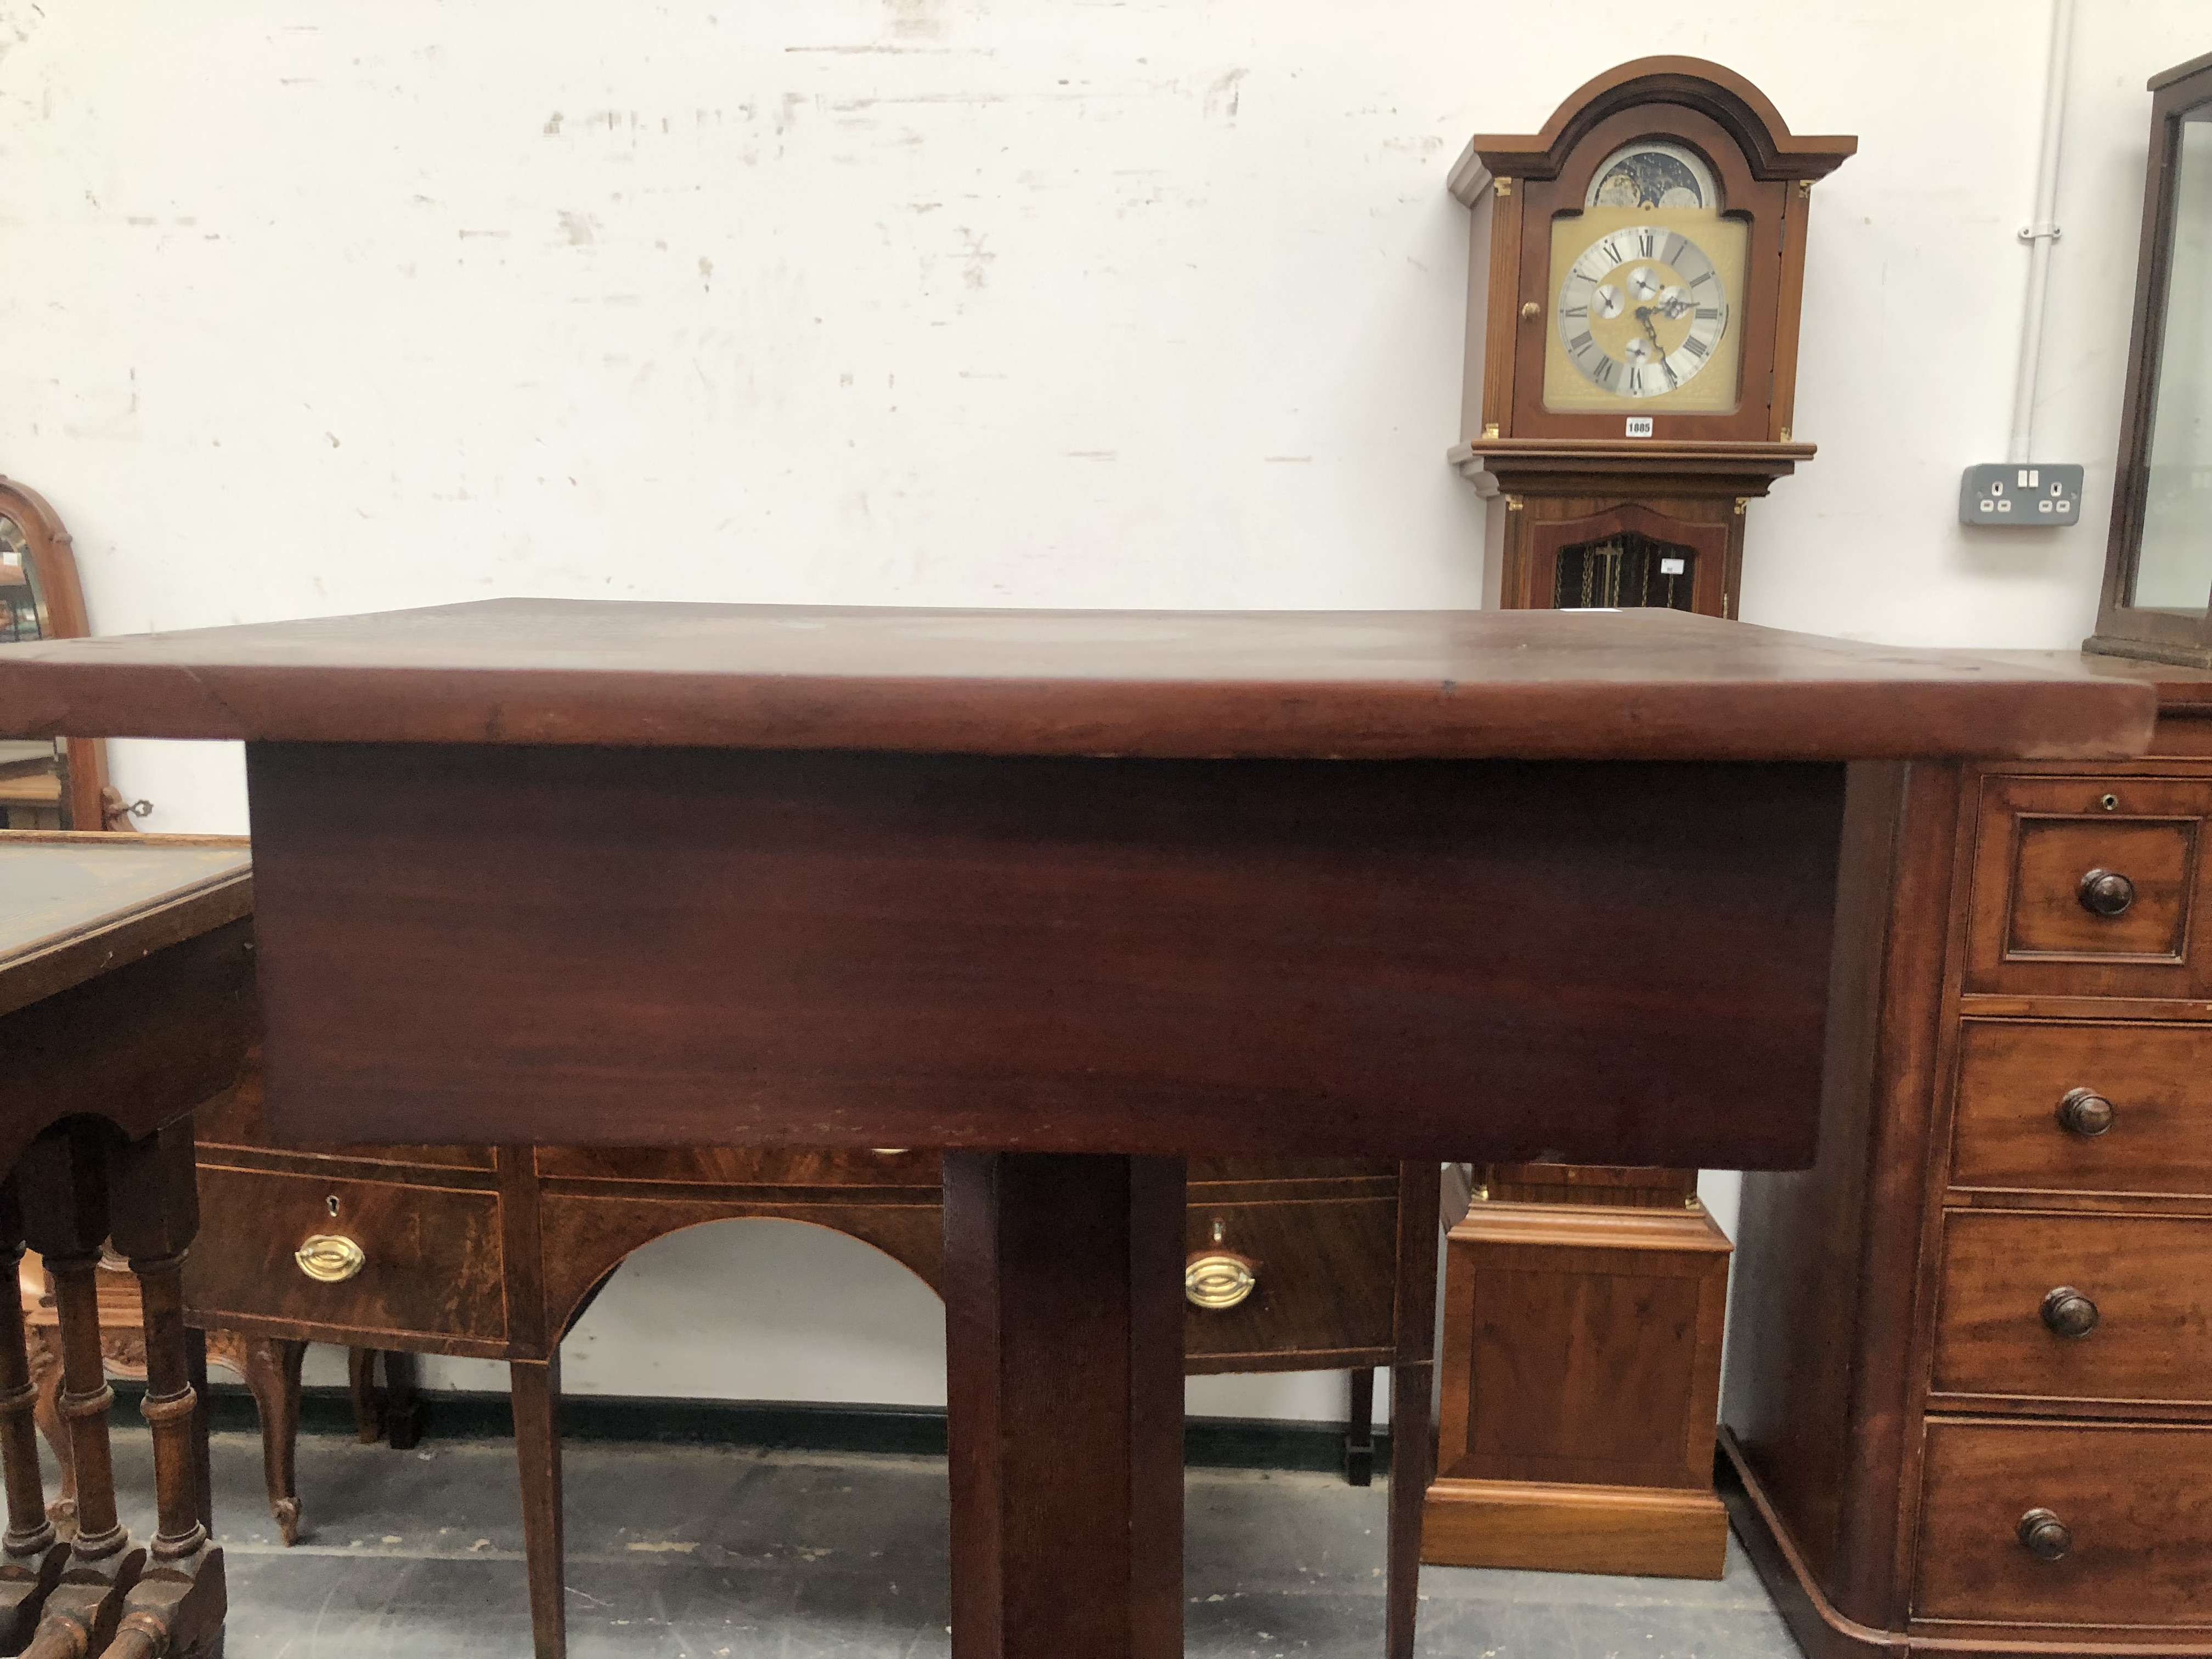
[
  {"x1": 346, "y1": 1348, "x2": 381, "y2": 1445},
  {"x1": 943, "y1": 1153, "x2": 1184, "y2": 1659},
  {"x1": 1344, "y1": 1368, "x2": 1376, "y2": 1488},
  {"x1": 184, "y1": 1329, "x2": 212, "y2": 1538},
  {"x1": 1385, "y1": 1161, "x2": 1442, "y2": 1659},
  {"x1": 96, "y1": 1122, "x2": 225, "y2": 1659},
  {"x1": 24, "y1": 1335, "x2": 70, "y2": 1538},
  {"x1": 16, "y1": 1121, "x2": 140, "y2": 1659},
  {"x1": 236, "y1": 1338, "x2": 306, "y2": 1545},
  {"x1": 0, "y1": 1181, "x2": 63, "y2": 1650},
  {"x1": 510, "y1": 1356, "x2": 566, "y2": 1659}
]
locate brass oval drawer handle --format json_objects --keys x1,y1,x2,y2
[
  {"x1": 2078, "y1": 868, "x2": 2136, "y2": 917},
  {"x1": 2017, "y1": 1508, "x2": 2073, "y2": 1561},
  {"x1": 1184, "y1": 1252, "x2": 1257, "y2": 1311},
  {"x1": 295, "y1": 1235, "x2": 366, "y2": 1284},
  {"x1": 2056, "y1": 1088, "x2": 2115, "y2": 1138},
  {"x1": 2040, "y1": 1285, "x2": 2099, "y2": 1339}
]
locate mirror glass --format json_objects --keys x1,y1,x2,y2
[
  {"x1": 2131, "y1": 98, "x2": 2212, "y2": 613},
  {"x1": 0, "y1": 511, "x2": 71, "y2": 829}
]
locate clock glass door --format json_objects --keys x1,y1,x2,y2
[{"x1": 1551, "y1": 530, "x2": 1698, "y2": 612}]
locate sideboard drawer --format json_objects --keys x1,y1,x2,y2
[
  {"x1": 1965, "y1": 776, "x2": 2212, "y2": 998},
  {"x1": 186, "y1": 1165, "x2": 506, "y2": 1344},
  {"x1": 1182, "y1": 1196, "x2": 1396, "y2": 1371},
  {"x1": 1915, "y1": 1419, "x2": 2212, "y2": 1626},
  {"x1": 1950, "y1": 1019, "x2": 2212, "y2": 1196},
  {"x1": 1931, "y1": 1210, "x2": 2212, "y2": 1405}
]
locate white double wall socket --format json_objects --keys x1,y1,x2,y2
[{"x1": 1960, "y1": 462, "x2": 2085, "y2": 527}]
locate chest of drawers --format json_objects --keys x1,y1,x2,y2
[{"x1": 1723, "y1": 657, "x2": 2212, "y2": 1656}]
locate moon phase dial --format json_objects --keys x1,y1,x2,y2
[{"x1": 1555, "y1": 224, "x2": 1729, "y2": 399}]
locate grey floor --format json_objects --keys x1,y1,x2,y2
[{"x1": 98, "y1": 1426, "x2": 1803, "y2": 1657}]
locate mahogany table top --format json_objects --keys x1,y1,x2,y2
[{"x1": 0, "y1": 599, "x2": 2157, "y2": 763}]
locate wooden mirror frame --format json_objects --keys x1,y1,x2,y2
[
  {"x1": 0, "y1": 477, "x2": 114, "y2": 831},
  {"x1": 2087, "y1": 50, "x2": 2212, "y2": 667}
]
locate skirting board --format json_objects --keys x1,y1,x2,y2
[
  {"x1": 137, "y1": 1382, "x2": 1383, "y2": 1473},
  {"x1": 1421, "y1": 1475, "x2": 1729, "y2": 1579}
]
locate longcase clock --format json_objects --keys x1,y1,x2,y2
[
  {"x1": 1425, "y1": 63, "x2": 1854, "y2": 1579},
  {"x1": 1446, "y1": 58, "x2": 1855, "y2": 618}
]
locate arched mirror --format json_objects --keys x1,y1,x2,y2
[{"x1": 0, "y1": 478, "x2": 125, "y2": 831}]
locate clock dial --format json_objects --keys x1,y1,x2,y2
[
  {"x1": 1555, "y1": 225, "x2": 1728, "y2": 399},
  {"x1": 1541, "y1": 205, "x2": 1748, "y2": 415}
]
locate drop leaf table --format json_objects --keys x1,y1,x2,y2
[{"x1": 0, "y1": 599, "x2": 2155, "y2": 1659}]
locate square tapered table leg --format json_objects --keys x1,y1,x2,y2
[{"x1": 944, "y1": 1154, "x2": 1186, "y2": 1659}]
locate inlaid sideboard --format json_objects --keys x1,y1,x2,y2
[{"x1": 180, "y1": 1065, "x2": 1438, "y2": 1659}]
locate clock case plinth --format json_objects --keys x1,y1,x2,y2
[{"x1": 1448, "y1": 58, "x2": 1854, "y2": 620}]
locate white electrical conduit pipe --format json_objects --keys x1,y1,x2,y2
[{"x1": 2010, "y1": 0, "x2": 2076, "y2": 465}]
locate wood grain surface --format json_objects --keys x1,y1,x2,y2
[
  {"x1": 1421, "y1": 1479, "x2": 1728, "y2": 1581},
  {"x1": 943, "y1": 1154, "x2": 1184, "y2": 1659},
  {"x1": 1950, "y1": 1019, "x2": 2212, "y2": 1197},
  {"x1": 0, "y1": 599, "x2": 2157, "y2": 761},
  {"x1": 245, "y1": 741, "x2": 1847, "y2": 1164},
  {"x1": 1931, "y1": 1210, "x2": 2212, "y2": 1406},
  {"x1": 183, "y1": 1166, "x2": 507, "y2": 1346},
  {"x1": 1963, "y1": 774, "x2": 2212, "y2": 1000},
  {"x1": 1914, "y1": 1419, "x2": 2212, "y2": 1627}
]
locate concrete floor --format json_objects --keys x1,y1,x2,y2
[{"x1": 100, "y1": 1427, "x2": 1803, "y2": 1657}]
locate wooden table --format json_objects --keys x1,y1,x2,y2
[
  {"x1": 0, "y1": 600, "x2": 2156, "y2": 1659},
  {"x1": 0, "y1": 832, "x2": 255, "y2": 1659}
]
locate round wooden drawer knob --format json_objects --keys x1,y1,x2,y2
[
  {"x1": 2056, "y1": 1088, "x2": 2115, "y2": 1137},
  {"x1": 1184, "y1": 1251, "x2": 1257, "y2": 1311},
  {"x1": 295, "y1": 1234, "x2": 366, "y2": 1284},
  {"x1": 2078, "y1": 868, "x2": 2136, "y2": 917},
  {"x1": 2017, "y1": 1508, "x2": 2073, "y2": 1562},
  {"x1": 2040, "y1": 1285, "x2": 2100, "y2": 1339}
]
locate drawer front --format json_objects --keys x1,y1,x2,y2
[
  {"x1": 1182, "y1": 1197, "x2": 1396, "y2": 1368},
  {"x1": 1915, "y1": 1419, "x2": 2212, "y2": 1626},
  {"x1": 1932, "y1": 1211, "x2": 2212, "y2": 1405},
  {"x1": 185, "y1": 1166, "x2": 505, "y2": 1342},
  {"x1": 1965, "y1": 776, "x2": 2212, "y2": 997},
  {"x1": 1951, "y1": 1019, "x2": 2212, "y2": 1195}
]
